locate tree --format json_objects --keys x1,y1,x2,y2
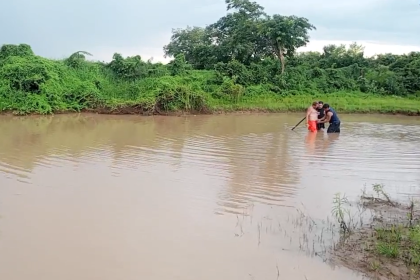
[
  {"x1": 0, "y1": 44, "x2": 34, "y2": 61},
  {"x1": 261, "y1": 15, "x2": 315, "y2": 73},
  {"x1": 168, "y1": 53, "x2": 190, "y2": 76},
  {"x1": 225, "y1": 0, "x2": 265, "y2": 16},
  {"x1": 206, "y1": 0, "x2": 266, "y2": 65},
  {"x1": 320, "y1": 43, "x2": 367, "y2": 69},
  {"x1": 163, "y1": 26, "x2": 217, "y2": 69},
  {"x1": 163, "y1": 0, "x2": 269, "y2": 68},
  {"x1": 322, "y1": 44, "x2": 346, "y2": 58},
  {"x1": 107, "y1": 53, "x2": 148, "y2": 80},
  {"x1": 65, "y1": 51, "x2": 92, "y2": 68},
  {"x1": 347, "y1": 42, "x2": 365, "y2": 57}
]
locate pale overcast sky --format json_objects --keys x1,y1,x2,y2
[{"x1": 1, "y1": 0, "x2": 419, "y2": 62}]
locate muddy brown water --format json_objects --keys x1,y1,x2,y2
[{"x1": 1, "y1": 113, "x2": 420, "y2": 280}]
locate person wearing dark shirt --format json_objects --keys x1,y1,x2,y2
[
  {"x1": 316, "y1": 101, "x2": 325, "y2": 131},
  {"x1": 317, "y1": 103, "x2": 341, "y2": 133}
]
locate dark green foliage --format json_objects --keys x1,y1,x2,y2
[
  {"x1": 167, "y1": 54, "x2": 191, "y2": 76},
  {"x1": 107, "y1": 53, "x2": 150, "y2": 81},
  {"x1": 1, "y1": 56, "x2": 54, "y2": 93},
  {"x1": 0, "y1": 44, "x2": 34, "y2": 62},
  {"x1": 155, "y1": 83, "x2": 206, "y2": 112},
  {"x1": 64, "y1": 51, "x2": 92, "y2": 69}
]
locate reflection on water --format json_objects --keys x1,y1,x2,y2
[{"x1": 0, "y1": 113, "x2": 419, "y2": 280}]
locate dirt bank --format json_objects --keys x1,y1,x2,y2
[
  {"x1": 330, "y1": 190, "x2": 420, "y2": 280},
  {"x1": 1, "y1": 106, "x2": 420, "y2": 117}
]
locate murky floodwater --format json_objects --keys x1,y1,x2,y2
[{"x1": 1, "y1": 113, "x2": 420, "y2": 280}]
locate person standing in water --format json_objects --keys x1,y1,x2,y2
[
  {"x1": 306, "y1": 101, "x2": 319, "y2": 133},
  {"x1": 318, "y1": 103, "x2": 341, "y2": 133},
  {"x1": 316, "y1": 101, "x2": 325, "y2": 131}
]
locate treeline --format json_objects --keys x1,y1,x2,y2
[
  {"x1": 162, "y1": 0, "x2": 419, "y2": 96},
  {"x1": 0, "y1": 0, "x2": 419, "y2": 115}
]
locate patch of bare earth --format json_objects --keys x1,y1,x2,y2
[{"x1": 331, "y1": 195, "x2": 420, "y2": 280}]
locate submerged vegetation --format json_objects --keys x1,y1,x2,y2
[
  {"x1": 231, "y1": 182, "x2": 419, "y2": 279},
  {"x1": 1, "y1": 0, "x2": 420, "y2": 115}
]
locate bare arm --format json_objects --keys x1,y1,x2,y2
[
  {"x1": 319, "y1": 112, "x2": 332, "y2": 123},
  {"x1": 306, "y1": 108, "x2": 311, "y2": 124}
]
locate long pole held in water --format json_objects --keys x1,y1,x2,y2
[{"x1": 291, "y1": 116, "x2": 306, "y2": 130}]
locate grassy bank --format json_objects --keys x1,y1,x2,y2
[
  {"x1": 331, "y1": 185, "x2": 420, "y2": 279},
  {"x1": 4, "y1": 92, "x2": 420, "y2": 116},
  {"x1": 3, "y1": 90, "x2": 420, "y2": 116},
  {"x1": 86, "y1": 90, "x2": 420, "y2": 116},
  {"x1": 2, "y1": 89, "x2": 420, "y2": 116},
  {"x1": 205, "y1": 93, "x2": 420, "y2": 115}
]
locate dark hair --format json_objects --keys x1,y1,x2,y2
[
  {"x1": 312, "y1": 101, "x2": 318, "y2": 106},
  {"x1": 322, "y1": 103, "x2": 330, "y2": 109},
  {"x1": 318, "y1": 101, "x2": 323, "y2": 104}
]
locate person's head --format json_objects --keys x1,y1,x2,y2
[
  {"x1": 317, "y1": 101, "x2": 324, "y2": 109},
  {"x1": 312, "y1": 101, "x2": 318, "y2": 109},
  {"x1": 322, "y1": 103, "x2": 330, "y2": 112}
]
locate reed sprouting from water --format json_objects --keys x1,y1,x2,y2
[{"x1": 233, "y1": 183, "x2": 420, "y2": 279}]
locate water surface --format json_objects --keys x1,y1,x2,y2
[{"x1": 1, "y1": 113, "x2": 420, "y2": 280}]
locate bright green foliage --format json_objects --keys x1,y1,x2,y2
[
  {"x1": 375, "y1": 225, "x2": 420, "y2": 266},
  {"x1": 0, "y1": 0, "x2": 420, "y2": 115},
  {"x1": 0, "y1": 44, "x2": 34, "y2": 61}
]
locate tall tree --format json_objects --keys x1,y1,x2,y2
[
  {"x1": 163, "y1": 0, "x2": 316, "y2": 71},
  {"x1": 261, "y1": 15, "x2": 315, "y2": 73},
  {"x1": 163, "y1": 26, "x2": 218, "y2": 69},
  {"x1": 205, "y1": 0, "x2": 267, "y2": 65}
]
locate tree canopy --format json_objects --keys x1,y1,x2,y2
[
  {"x1": 163, "y1": 0, "x2": 315, "y2": 72},
  {"x1": 161, "y1": 0, "x2": 420, "y2": 96}
]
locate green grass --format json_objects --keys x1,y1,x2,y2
[
  {"x1": 332, "y1": 184, "x2": 420, "y2": 279},
  {"x1": 2, "y1": 85, "x2": 419, "y2": 115},
  {"x1": 375, "y1": 225, "x2": 420, "y2": 265},
  {"x1": 207, "y1": 92, "x2": 420, "y2": 114}
]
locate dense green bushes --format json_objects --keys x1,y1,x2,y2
[{"x1": 0, "y1": 0, "x2": 419, "y2": 115}]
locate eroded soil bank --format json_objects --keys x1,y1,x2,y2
[
  {"x1": 1, "y1": 104, "x2": 420, "y2": 117},
  {"x1": 89, "y1": 107, "x2": 420, "y2": 116}
]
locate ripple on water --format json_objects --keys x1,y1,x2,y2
[
  {"x1": 179, "y1": 132, "x2": 301, "y2": 212},
  {"x1": 0, "y1": 160, "x2": 31, "y2": 183},
  {"x1": 294, "y1": 121, "x2": 420, "y2": 199},
  {"x1": 0, "y1": 114, "x2": 419, "y2": 280}
]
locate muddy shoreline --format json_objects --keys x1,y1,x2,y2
[
  {"x1": 1, "y1": 107, "x2": 419, "y2": 117},
  {"x1": 330, "y1": 190, "x2": 420, "y2": 280}
]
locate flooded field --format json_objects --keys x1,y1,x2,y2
[{"x1": 0, "y1": 113, "x2": 420, "y2": 280}]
